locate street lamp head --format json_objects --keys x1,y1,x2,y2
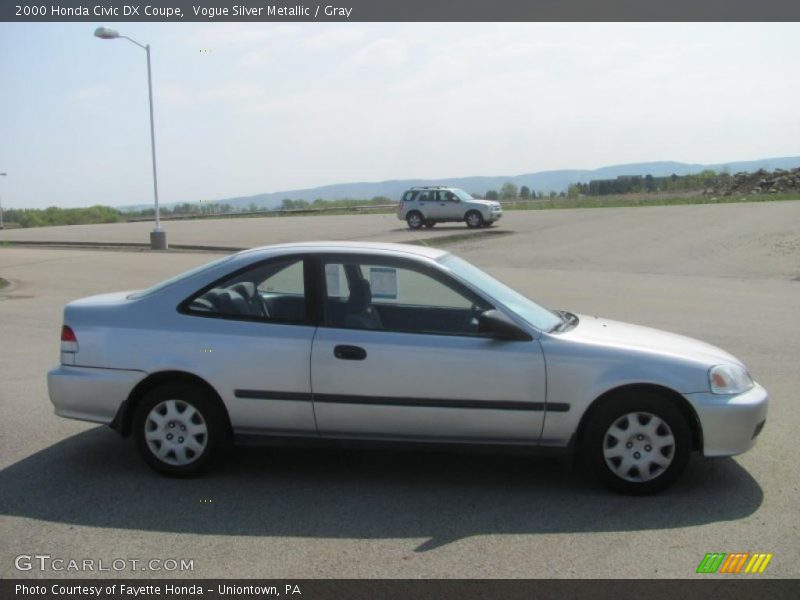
[{"x1": 94, "y1": 27, "x2": 120, "y2": 40}]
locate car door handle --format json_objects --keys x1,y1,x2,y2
[{"x1": 334, "y1": 345, "x2": 367, "y2": 360}]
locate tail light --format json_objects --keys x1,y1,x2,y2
[{"x1": 61, "y1": 325, "x2": 78, "y2": 353}]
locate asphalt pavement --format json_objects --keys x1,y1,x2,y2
[{"x1": 1, "y1": 200, "x2": 798, "y2": 578}]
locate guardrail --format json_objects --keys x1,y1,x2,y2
[
  {"x1": 124, "y1": 203, "x2": 399, "y2": 223},
  {"x1": 122, "y1": 199, "x2": 561, "y2": 223}
]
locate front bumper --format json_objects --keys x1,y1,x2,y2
[
  {"x1": 684, "y1": 382, "x2": 768, "y2": 457},
  {"x1": 487, "y1": 211, "x2": 503, "y2": 222},
  {"x1": 47, "y1": 365, "x2": 144, "y2": 425}
]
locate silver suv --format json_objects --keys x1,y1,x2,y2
[{"x1": 397, "y1": 186, "x2": 503, "y2": 229}]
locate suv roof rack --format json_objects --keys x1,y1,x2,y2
[{"x1": 408, "y1": 185, "x2": 451, "y2": 190}]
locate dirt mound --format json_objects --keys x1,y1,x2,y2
[{"x1": 706, "y1": 167, "x2": 800, "y2": 196}]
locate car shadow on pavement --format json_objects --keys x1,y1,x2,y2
[{"x1": 0, "y1": 427, "x2": 764, "y2": 552}]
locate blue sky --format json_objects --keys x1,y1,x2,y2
[{"x1": 0, "y1": 22, "x2": 798, "y2": 209}]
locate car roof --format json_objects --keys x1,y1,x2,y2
[{"x1": 238, "y1": 241, "x2": 450, "y2": 261}]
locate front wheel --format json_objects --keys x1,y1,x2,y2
[
  {"x1": 583, "y1": 391, "x2": 691, "y2": 494},
  {"x1": 134, "y1": 382, "x2": 230, "y2": 477},
  {"x1": 465, "y1": 210, "x2": 484, "y2": 228}
]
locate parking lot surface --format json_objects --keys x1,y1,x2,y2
[{"x1": 1, "y1": 200, "x2": 798, "y2": 578}]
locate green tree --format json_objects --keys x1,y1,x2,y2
[
  {"x1": 500, "y1": 182, "x2": 519, "y2": 199},
  {"x1": 567, "y1": 184, "x2": 581, "y2": 198},
  {"x1": 485, "y1": 190, "x2": 499, "y2": 200},
  {"x1": 519, "y1": 185, "x2": 531, "y2": 200}
]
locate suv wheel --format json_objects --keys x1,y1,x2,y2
[
  {"x1": 134, "y1": 382, "x2": 230, "y2": 477},
  {"x1": 406, "y1": 211, "x2": 423, "y2": 230},
  {"x1": 424, "y1": 220, "x2": 436, "y2": 228},
  {"x1": 583, "y1": 390, "x2": 691, "y2": 494},
  {"x1": 465, "y1": 210, "x2": 484, "y2": 229}
]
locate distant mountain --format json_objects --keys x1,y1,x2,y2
[{"x1": 118, "y1": 156, "x2": 800, "y2": 211}]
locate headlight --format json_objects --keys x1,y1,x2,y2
[{"x1": 709, "y1": 364, "x2": 753, "y2": 394}]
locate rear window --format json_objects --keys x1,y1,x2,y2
[{"x1": 128, "y1": 255, "x2": 235, "y2": 299}]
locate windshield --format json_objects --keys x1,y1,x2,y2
[
  {"x1": 128, "y1": 255, "x2": 235, "y2": 299},
  {"x1": 452, "y1": 188, "x2": 475, "y2": 202},
  {"x1": 439, "y1": 255, "x2": 562, "y2": 332}
]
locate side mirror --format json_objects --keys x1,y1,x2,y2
[{"x1": 478, "y1": 310, "x2": 533, "y2": 341}]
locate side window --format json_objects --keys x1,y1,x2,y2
[
  {"x1": 324, "y1": 263, "x2": 350, "y2": 298},
  {"x1": 185, "y1": 258, "x2": 308, "y2": 323},
  {"x1": 417, "y1": 191, "x2": 431, "y2": 202},
  {"x1": 402, "y1": 191, "x2": 418, "y2": 202},
  {"x1": 322, "y1": 258, "x2": 491, "y2": 336},
  {"x1": 434, "y1": 190, "x2": 456, "y2": 202}
]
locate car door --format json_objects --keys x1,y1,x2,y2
[
  {"x1": 439, "y1": 190, "x2": 464, "y2": 219},
  {"x1": 310, "y1": 254, "x2": 547, "y2": 443},
  {"x1": 179, "y1": 255, "x2": 317, "y2": 436},
  {"x1": 415, "y1": 190, "x2": 434, "y2": 219},
  {"x1": 424, "y1": 190, "x2": 458, "y2": 221}
]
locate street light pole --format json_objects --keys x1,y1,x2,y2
[
  {"x1": 94, "y1": 27, "x2": 167, "y2": 249},
  {"x1": 144, "y1": 43, "x2": 161, "y2": 235},
  {"x1": 0, "y1": 173, "x2": 6, "y2": 230}
]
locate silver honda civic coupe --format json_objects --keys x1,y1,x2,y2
[{"x1": 48, "y1": 242, "x2": 767, "y2": 493}]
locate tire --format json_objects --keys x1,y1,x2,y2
[
  {"x1": 406, "y1": 211, "x2": 424, "y2": 230},
  {"x1": 423, "y1": 220, "x2": 436, "y2": 228},
  {"x1": 481, "y1": 221, "x2": 493, "y2": 228},
  {"x1": 582, "y1": 390, "x2": 691, "y2": 494},
  {"x1": 134, "y1": 382, "x2": 230, "y2": 477},
  {"x1": 465, "y1": 210, "x2": 484, "y2": 229}
]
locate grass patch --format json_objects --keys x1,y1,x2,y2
[{"x1": 0, "y1": 278, "x2": 8, "y2": 290}]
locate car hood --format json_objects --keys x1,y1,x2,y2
[
  {"x1": 470, "y1": 199, "x2": 500, "y2": 208},
  {"x1": 560, "y1": 313, "x2": 742, "y2": 368}
]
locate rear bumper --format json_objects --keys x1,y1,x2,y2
[
  {"x1": 685, "y1": 383, "x2": 768, "y2": 457},
  {"x1": 47, "y1": 365, "x2": 144, "y2": 425}
]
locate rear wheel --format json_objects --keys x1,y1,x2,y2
[
  {"x1": 583, "y1": 390, "x2": 691, "y2": 494},
  {"x1": 406, "y1": 211, "x2": 423, "y2": 230},
  {"x1": 465, "y1": 210, "x2": 484, "y2": 229},
  {"x1": 134, "y1": 382, "x2": 230, "y2": 477}
]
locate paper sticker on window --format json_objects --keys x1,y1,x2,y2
[
  {"x1": 325, "y1": 264, "x2": 342, "y2": 297},
  {"x1": 370, "y1": 267, "x2": 398, "y2": 300}
]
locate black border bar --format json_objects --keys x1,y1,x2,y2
[
  {"x1": 3, "y1": 579, "x2": 800, "y2": 600},
  {"x1": 3, "y1": 0, "x2": 800, "y2": 22},
  {"x1": 234, "y1": 389, "x2": 570, "y2": 411}
]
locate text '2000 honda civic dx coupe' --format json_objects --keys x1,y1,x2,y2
[{"x1": 48, "y1": 242, "x2": 767, "y2": 493}]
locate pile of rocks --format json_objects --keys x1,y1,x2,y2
[{"x1": 706, "y1": 167, "x2": 800, "y2": 195}]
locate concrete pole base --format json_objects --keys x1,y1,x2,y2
[{"x1": 150, "y1": 230, "x2": 168, "y2": 250}]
